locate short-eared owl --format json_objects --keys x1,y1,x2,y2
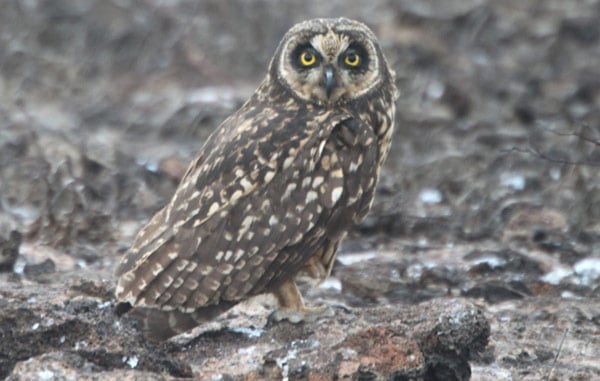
[{"x1": 115, "y1": 17, "x2": 397, "y2": 340}]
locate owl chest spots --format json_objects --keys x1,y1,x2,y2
[{"x1": 322, "y1": 119, "x2": 379, "y2": 227}]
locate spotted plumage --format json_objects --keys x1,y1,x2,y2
[{"x1": 115, "y1": 17, "x2": 397, "y2": 340}]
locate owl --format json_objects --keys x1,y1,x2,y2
[{"x1": 115, "y1": 17, "x2": 397, "y2": 340}]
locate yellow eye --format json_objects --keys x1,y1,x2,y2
[
  {"x1": 344, "y1": 52, "x2": 360, "y2": 67},
  {"x1": 300, "y1": 51, "x2": 317, "y2": 66}
]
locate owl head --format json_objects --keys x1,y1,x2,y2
[{"x1": 269, "y1": 18, "x2": 395, "y2": 107}]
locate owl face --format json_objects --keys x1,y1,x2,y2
[{"x1": 272, "y1": 18, "x2": 388, "y2": 106}]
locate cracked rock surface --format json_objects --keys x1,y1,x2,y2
[{"x1": 2, "y1": 275, "x2": 488, "y2": 380}]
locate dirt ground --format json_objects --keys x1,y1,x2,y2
[{"x1": 1, "y1": 1, "x2": 599, "y2": 380}]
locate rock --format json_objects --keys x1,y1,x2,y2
[
  {"x1": 1, "y1": 271, "x2": 489, "y2": 380},
  {"x1": 0, "y1": 276, "x2": 192, "y2": 379},
  {"x1": 462, "y1": 280, "x2": 530, "y2": 303},
  {"x1": 7, "y1": 352, "x2": 170, "y2": 381},
  {"x1": 0, "y1": 230, "x2": 21, "y2": 272},
  {"x1": 335, "y1": 327, "x2": 424, "y2": 379},
  {"x1": 23, "y1": 258, "x2": 56, "y2": 283}
]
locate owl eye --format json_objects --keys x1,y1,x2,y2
[
  {"x1": 299, "y1": 50, "x2": 317, "y2": 67},
  {"x1": 344, "y1": 52, "x2": 360, "y2": 67},
  {"x1": 343, "y1": 51, "x2": 361, "y2": 67}
]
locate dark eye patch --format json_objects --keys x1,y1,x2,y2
[
  {"x1": 340, "y1": 42, "x2": 369, "y2": 72},
  {"x1": 291, "y1": 43, "x2": 321, "y2": 69}
]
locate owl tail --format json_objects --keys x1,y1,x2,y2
[{"x1": 117, "y1": 302, "x2": 237, "y2": 341}]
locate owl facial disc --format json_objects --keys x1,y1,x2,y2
[{"x1": 272, "y1": 18, "x2": 387, "y2": 106}]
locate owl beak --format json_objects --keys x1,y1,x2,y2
[{"x1": 324, "y1": 66, "x2": 336, "y2": 99}]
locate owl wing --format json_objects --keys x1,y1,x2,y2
[{"x1": 115, "y1": 107, "x2": 367, "y2": 312}]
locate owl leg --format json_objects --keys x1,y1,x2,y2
[
  {"x1": 298, "y1": 256, "x2": 328, "y2": 280},
  {"x1": 269, "y1": 278, "x2": 334, "y2": 324},
  {"x1": 297, "y1": 239, "x2": 339, "y2": 283}
]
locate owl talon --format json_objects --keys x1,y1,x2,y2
[
  {"x1": 268, "y1": 278, "x2": 344, "y2": 326},
  {"x1": 330, "y1": 303, "x2": 352, "y2": 314},
  {"x1": 267, "y1": 304, "x2": 335, "y2": 326}
]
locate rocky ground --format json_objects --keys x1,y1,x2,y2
[{"x1": 1, "y1": 0, "x2": 599, "y2": 380}]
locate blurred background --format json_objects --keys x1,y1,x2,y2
[
  {"x1": 1, "y1": 0, "x2": 599, "y2": 244},
  {"x1": 0, "y1": 0, "x2": 599, "y2": 379}
]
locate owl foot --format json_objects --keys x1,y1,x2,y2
[
  {"x1": 268, "y1": 278, "x2": 348, "y2": 326},
  {"x1": 267, "y1": 304, "x2": 336, "y2": 326}
]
